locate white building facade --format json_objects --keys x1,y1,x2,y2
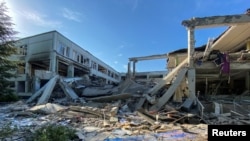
[{"x1": 10, "y1": 31, "x2": 121, "y2": 96}]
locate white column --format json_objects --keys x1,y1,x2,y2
[
  {"x1": 132, "y1": 61, "x2": 137, "y2": 78},
  {"x1": 49, "y1": 51, "x2": 57, "y2": 73},
  {"x1": 188, "y1": 68, "x2": 196, "y2": 100},
  {"x1": 25, "y1": 62, "x2": 31, "y2": 93},
  {"x1": 67, "y1": 63, "x2": 74, "y2": 77},
  {"x1": 187, "y1": 27, "x2": 195, "y2": 68}
]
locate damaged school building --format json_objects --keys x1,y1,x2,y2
[
  {"x1": 9, "y1": 31, "x2": 120, "y2": 96},
  {"x1": 9, "y1": 12, "x2": 250, "y2": 116},
  {"x1": 2, "y1": 11, "x2": 250, "y2": 140},
  {"x1": 126, "y1": 12, "x2": 250, "y2": 104}
]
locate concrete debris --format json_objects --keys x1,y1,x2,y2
[
  {"x1": 36, "y1": 75, "x2": 60, "y2": 105},
  {"x1": 2, "y1": 68, "x2": 249, "y2": 141},
  {"x1": 0, "y1": 97, "x2": 248, "y2": 140},
  {"x1": 58, "y1": 78, "x2": 80, "y2": 100},
  {"x1": 29, "y1": 103, "x2": 67, "y2": 114},
  {"x1": 81, "y1": 86, "x2": 117, "y2": 97},
  {"x1": 86, "y1": 93, "x2": 132, "y2": 102}
]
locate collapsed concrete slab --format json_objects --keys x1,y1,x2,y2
[
  {"x1": 59, "y1": 78, "x2": 80, "y2": 101},
  {"x1": 26, "y1": 83, "x2": 49, "y2": 104},
  {"x1": 86, "y1": 93, "x2": 132, "y2": 102},
  {"x1": 26, "y1": 75, "x2": 86, "y2": 105},
  {"x1": 36, "y1": 75, "x2": 60, "y2": 105},
  {"x1": 29, "y1": 103, "x2": 67, "y2": 114}
]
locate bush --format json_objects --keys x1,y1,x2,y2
[
  {"x1": 31, "y1": 124, "x2": 77, "y2": 141},
  {"x1": 0, "y1": 94, "x2": 19, "y2": 102},
  {"x1": 0, "y1": 122, "x2": 17, "y2": 139}
]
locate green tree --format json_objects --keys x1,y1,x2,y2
[{"x1": 0, "y1": 2, "x2": 18, "y2": 97}]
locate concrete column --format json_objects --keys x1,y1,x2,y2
[
  {"x1": 187, "y1": 27, "x2": 196, "y2": 102},
  {"x1": 56, "y1": 59, "x2": 58, "y2": 74},
  {"x1": 25, "y1": 62, "x2": 31, "y2": 93},
  {"x1": 33, "y1": 77, "x2": 41, "y2": 92},
  {"x1": 127, "y1": 62, "x2": 131, "y2": 78},
  {"x1": 132, "y1": 61, "x2": 137, "y2": 78},
  {"x1": 187, "y1": 27, "x2": 195, "y2": 68},
  {"x1": 67, "y1": 63, "x2": 74, "y2": 77},
  {"x1": 188, "y1": 68, "x2": 196, "y2": 100},
  {"x1": 49, "y1": 51, "x2": 57, "y2": 73}
]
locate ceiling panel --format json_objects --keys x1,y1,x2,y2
[{"x1": 212, "y1": 23, "x2": 250, "y2": 52}]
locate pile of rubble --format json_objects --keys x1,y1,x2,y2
[
  {"x1": 0, "y1": 101, "x2": 208, "y2": 140},
  {"x1": 1, "y1": 75, "x2": 250, "y2": 140}
]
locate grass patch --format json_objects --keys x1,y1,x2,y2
[
  {"x1": 0, "y1": 122, "x2": 18, "y2": 139},
  {"x1": 30, "y1": 124, "x2": 77, "y2": 141},
  {"x1": 0, "y1": 93, "x2": 19, "y2": 102}
]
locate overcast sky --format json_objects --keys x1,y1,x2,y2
[{"x1": 3, "y1": 0, "x2": 249, "y2": 72}]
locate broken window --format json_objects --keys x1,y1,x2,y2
[
  {"x1": 66, "y1": 47, "x2": 70, "y2": 57},
  {"x1": 80, "y1": 55, "x2": 84, "y2": 64},
  {"x1": 17, "y1": 63, "x2": 25, "y2": 74},
  {"x1": 77, "y1": 54, "x2": 80, "y2": 62},
  {"x1": 98, "y1": 64, "x2": 106, "y2": 74},
  {"x1": 57, "y1": 42, "x2": 65, "y2": 55},
  {"x1": 18, "y1": 45, "x2": 27, "y2": 55},
  {"x1": 91, "y1": 61, "x2": 97, "y2": 69},
  {"x1": 72, "y1": 50, "x2": 77, "y2": 60},
  {"x1": 17, "y1": 81, "x2": 25, "y2": 92},
  {"x1": 115, "y1": 74, "x2": 119, "y2": 79},
  {"x1": 84, "y1": 58, "x2": 89, "y2": 65},
  {"x1": 108, "y1": 70, "x2": 111, "y2": 76}
]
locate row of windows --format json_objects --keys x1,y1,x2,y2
[
  {"x1": 57, "y1": 42, "x2": 90, "y2": 65},
  {"x1": 57, "y1": 41, "x2": 119, "y2": 80}
]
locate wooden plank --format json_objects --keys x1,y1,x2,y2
[
  {"x1": 136, "y1": 110, "x2": 156, "y2": 125},
  {"x1": 149, "y1": 68, "x2": 188, "y2": 112}
]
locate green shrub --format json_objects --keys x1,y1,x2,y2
[
  {"x1": 0, "y1": 122, "x2": 17, "y2": 139},
  {"x1": 0, "y1": 93, "x2": 19, "y2": 102},
  {"x1": 31, "y1": 124, "x2": 77, "y2": 141}
]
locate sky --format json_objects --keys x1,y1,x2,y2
[{"x1": 2, "y1": 0, "x2": 250, "y2": 73}]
